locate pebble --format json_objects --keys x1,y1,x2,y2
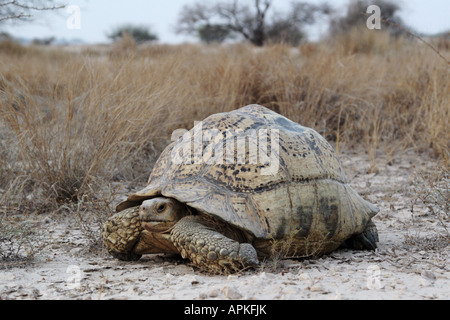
[
  {"x1": 424, "y1": 293, "x2": 437, "y2": 300},
  {"x1": 208, "y1": 289, "x2": 220, "y2": 298},
  {"x1": 298, "y1": 272, "x2": 312, "y2": 281},
  {"x1": 197, "y1": 292, "x2": 207, "y2": 300},
  {"x1": 31, "y1": 289, "x2": 42, "y2": 299},
  {"x1": 227, "y1": 275, "x2": 238, "y2": 281},
  {"x1": 186, "y1": 275, "x2": 201, "y2": 285},
  {"x1": 222, "y1": 286, "x2": 242, "y2": 299},
  {"x1": 421, "y1": 270, "x2": 436, "y2": 282},
  {"x1": 420, "y1": 271, "x2": 436, "y2": 286},
  {"x1": 309, "y1": 283, "x2": 325, "y2": 292}
]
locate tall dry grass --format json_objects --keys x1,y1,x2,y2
[{"x1": 0, "y1": 30, "x2": 449, "y2": 214}]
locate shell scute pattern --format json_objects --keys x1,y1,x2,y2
[{"x1": 122, "y1": 104, "x2": 378, "y2": 243}]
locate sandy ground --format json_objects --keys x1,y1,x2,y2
[{"x1": 0, "y1": 151, "x2": 448, "y2": 300}]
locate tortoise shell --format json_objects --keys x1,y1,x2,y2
[{"x1": 117, "y1": 104, "x2": 378, "y2": 242}]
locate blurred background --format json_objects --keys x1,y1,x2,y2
[{"x1": 1, "y1": 0, "x2": 449, "y2": 45}]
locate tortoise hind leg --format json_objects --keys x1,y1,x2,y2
[
  {"x1": 170, "y1": 216, "x2": 259, "y2": 273},
  {"x1": 345, "y1": 220, "x2": 379, "y2": 251}
]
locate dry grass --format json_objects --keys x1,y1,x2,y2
[
  {"x1": 412, "y1": 166, "x2": 449, "y2": 236},
  {"x1": 0, "y1": 30, "x2": 449, "y2": 216},
  {"x1": 0, "y1": 214, "x2": 48, "y2": 268}
]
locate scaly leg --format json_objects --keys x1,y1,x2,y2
[
  {"x1": 170, "y1": 216, "x2": 259, "y2": 273},
  {"x1": 102, "y1": 206, "x2": 142, "y2": 261}
]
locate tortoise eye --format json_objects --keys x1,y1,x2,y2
[{"x1": 157, "y1": 204, "x2": 166, "y2": 213}]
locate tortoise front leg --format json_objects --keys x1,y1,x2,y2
[
  {"x1": 102, "y1": 206, "x2": 143, "y2": 261},
  {"x1": 170, "y1": 216, "x2": 259, "y2": 273},
  {"x1": 102, "y1": 206, "x2": 186, "y2": 261}
]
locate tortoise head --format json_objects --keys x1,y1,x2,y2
[{"x1": 139, "y1": 197, "x2": 186, "y2": 232}]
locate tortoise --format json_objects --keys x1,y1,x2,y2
[{"x1": 102, "y1": 104, "x2": 379, "y2": 273}]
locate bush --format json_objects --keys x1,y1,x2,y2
[
  {"x1": 198, "y1": 24, "x2": 231, "y2": 44},
  {"x1": 0, "y1": 216, "x2": 46, "y2": 267},
  {"x1": 413, "y1": 167, "x2": 449, "y2": 236},
  {"x1": 107, "y1": 24, "x2": 158, "y2": 44}
]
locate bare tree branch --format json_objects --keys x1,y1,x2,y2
[
  {"x1": 0, "y1": 0, "x2": 65, "y2": 24},
  {"x1": 0, "y1": 13, "x2": 30, "y2": 22}
]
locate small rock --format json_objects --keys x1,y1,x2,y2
[
  {"x1": 309, "y1": 283, "x2": 324, "y2": 292},
  {"x1": 421, "y1": 270, "x2": 436, "y2": 282},
  {"x1": 420, "y1": 270, "x2": 436, "y2": 286},
  {"x1": 227, "y1": 275, "x2": 238, "y2": 281},
  {"x1": 222, "y1": 286, "x2": 242, "y2": 299},
  {"x1": 298, "y1": 272, "x2": 312, "y2": 281},
  {"x1": 327, "y1": 267, "x2": 338, "y2": 276},
  {"x1": 31, "y1": 289, "x2": 42, "y2": 299},
  {"x1": 197, "y1": 292, "x2": 207, "y2": 300},
  {"x1": 70, "y1": 247, "x2": 83, "y2": 255},
  {"x1": 184, "y1": 275, "x2": 201, "y2": 286},
  {"x1": 208, "y1": 289, "x2": 220, "y2": 298},
  {"x1": 424, "y1": 293, "x2": 437, "y2": 300}
]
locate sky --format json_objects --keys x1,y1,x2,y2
[{"x1": 2, "y1": 0, "x2": 450, "y2": 44}]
